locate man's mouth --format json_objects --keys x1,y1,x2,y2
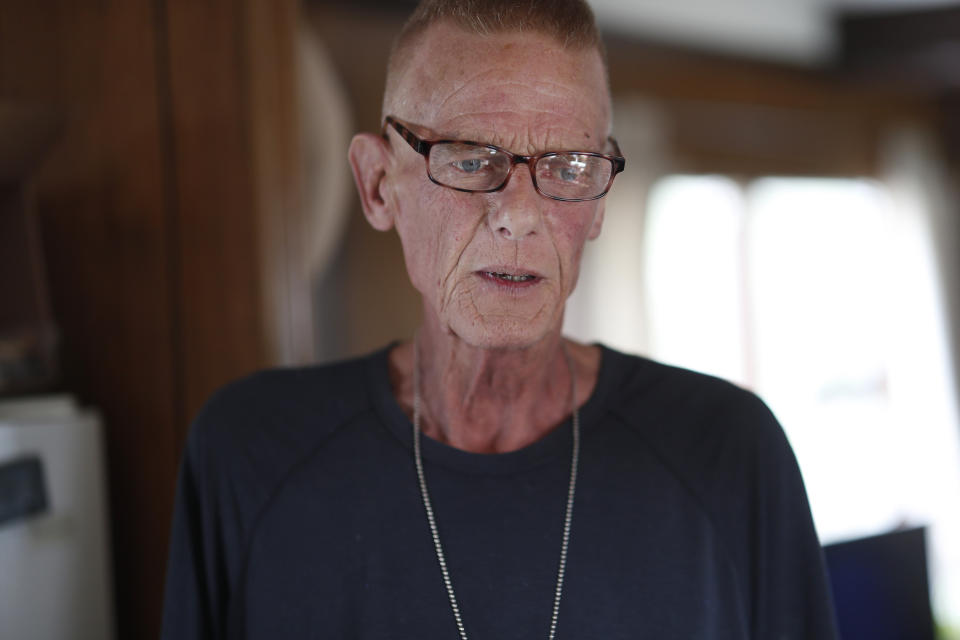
[{"x1": 483, "y1": 271, "x2": 537, "y2": 283}]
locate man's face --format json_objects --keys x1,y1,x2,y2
[{"x1": 383, "y1": 22, "x2": 611, "y2": 349}]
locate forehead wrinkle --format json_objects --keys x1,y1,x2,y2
[
  {"x1": 491, "y1": 78, "x2": 602, "y2": 104},
  {"x1": 445, "y1": 109, "x2": 605, "y2": 154},
  {"x1": 424, "y1": 79, "x2": 604, "y2": 141},
  {"x1": 431, "y1": 71, "x2": 606, "y2": 116},
  {"x1": 421, "y1": 66, "x2": 504, "y2": 123},
  {"x1": 431, "y1": 68, "x2": 595, "y2": 108}
]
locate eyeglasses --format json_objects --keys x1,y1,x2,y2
[{"x1": 382, "y1": 116, "x2": 625, "y2": 202}]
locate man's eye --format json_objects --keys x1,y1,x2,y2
[
  {"x1": 454, "y1": 158, "x2": 486, "y2": 173},
  {"x1": 559, "y1": 166, "x2": 582, "y2": 182}
]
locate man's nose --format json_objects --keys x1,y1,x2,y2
[{"x1": 486, "y1": 164, "x2": 544, "y2": 239}]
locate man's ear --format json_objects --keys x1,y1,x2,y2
[
  {"x1": 348, "y1": 132, "x2": 395, "y2": 231},
  {"x1": 587, "y1": 200, "x2": 605, "y2": 240}
]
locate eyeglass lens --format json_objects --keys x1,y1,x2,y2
[{"x1": 427, "y1": 143, "x2": 614, "y2": 200}]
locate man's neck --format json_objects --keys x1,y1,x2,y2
[{"x1": 388, "y1": 322, "x2": 601, "y2": 454}]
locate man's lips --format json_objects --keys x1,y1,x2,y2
[{"x1": 475, "y1": 267, "x2": 544, "y2": 286}]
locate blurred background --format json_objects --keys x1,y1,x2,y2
[{"x1": 0, "y1": 0, "x2": 958, "y2": 637}]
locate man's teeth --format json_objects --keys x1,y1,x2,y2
[{"x1": 486, "y1": 272, "x2": 535, "y2": 282}]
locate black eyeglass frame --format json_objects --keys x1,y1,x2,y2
[{"x1": 382, "y1": 115, "x2": 626, "y2": 202}]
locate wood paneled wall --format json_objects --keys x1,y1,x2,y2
[{"x1": 0, "y1": 0, "x2": 298, "y2": 636}]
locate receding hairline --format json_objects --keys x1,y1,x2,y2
[
  {"x1": 382, "y1": 0, "x2": 608, "y2": 120},
  {"x1": 393, "y1": 0, "x2": 604, "y2": 52}
]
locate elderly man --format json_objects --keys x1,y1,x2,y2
[{"x1": 162, "y1": 1, "x2": 837, "y2": 638}]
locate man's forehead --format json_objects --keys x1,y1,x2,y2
[{"x1": 388, "y1": 21, "x2": 610, "y2": 148}]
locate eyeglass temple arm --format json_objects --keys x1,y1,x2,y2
[
  {"x1": 383, "y1": 117, "x2": 430, "y2": 155},
  {"x1": 607, "y1": 136, "x2": 626, "y2": 173}
]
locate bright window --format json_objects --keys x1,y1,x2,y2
[{"x1": 641, "y1": 175, "x2": 960, "y2": 635}]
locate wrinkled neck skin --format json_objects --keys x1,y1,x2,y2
[{"x1": 389, "y1": 312, "x2": 600, "y2": 454}]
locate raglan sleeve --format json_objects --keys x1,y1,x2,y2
[
  {"x1": 160, "y1": 381, "x2": 257, "y2": 640},
  {"x1": 160, "y1": 419, "x2": 228, "y2": 640},
  {"x1": 743, "y1": 397, "x2": 839, "y2": 640}
]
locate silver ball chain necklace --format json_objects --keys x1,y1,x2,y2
[{"x1": 412, "y1": 337, "x2": 581, "y2": 640}]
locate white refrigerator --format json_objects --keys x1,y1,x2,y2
[{"x1": 0, "y1": 395, "x2": 115, "y2": 640}]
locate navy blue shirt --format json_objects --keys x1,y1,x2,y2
[{"x1": 161, "y1": 345, "x2": 837, "y2": 639}]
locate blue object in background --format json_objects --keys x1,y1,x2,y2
[
  {"x1": 824, "y1": 527, "x2": 936, "y2": 640},
  {"x1": 0, "y1": 455, "x2": 48, "y2": 528}
]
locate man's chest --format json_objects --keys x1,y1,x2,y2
[{"x1": 229, "y1": 451, "x2": 750, "y2": 639}]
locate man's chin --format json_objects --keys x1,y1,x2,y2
[{"x1": 445, "y1": 315, "x2": 560, "y2": 351}]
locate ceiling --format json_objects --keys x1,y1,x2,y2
[
  {"x1": 588, "y1": 0, "x2": 960, "y2": 64},
  {"x1": 314, "y1": 0, "x2": 960, "y2": 67}
]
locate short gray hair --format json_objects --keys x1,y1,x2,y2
[{"x1": 383, "y1": 0, "x2": 607, "y2": 118}]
